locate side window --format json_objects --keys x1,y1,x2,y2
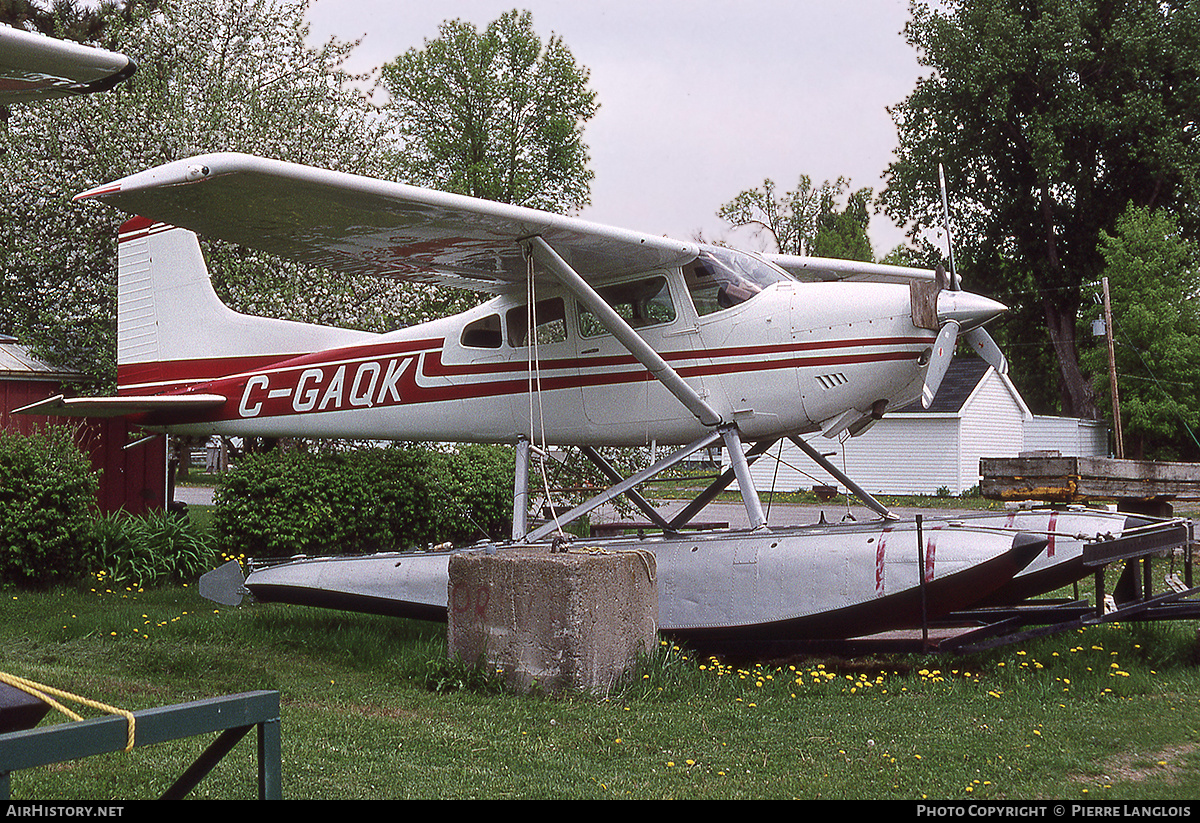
[
  {"x1": 460, "y1": 314, "x2": 502, "y2": 349},
  {"x1": 507, "y1": 297, "x2": 567, "y2": 347},
  {"x1": 578, "y1": 275, "x2": 676, "y2": 337}
]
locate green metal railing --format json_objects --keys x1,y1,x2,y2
[{"x1": 0, "y1": 690, "x2": 281, "y2": 800}]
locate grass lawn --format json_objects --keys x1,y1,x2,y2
[{"x1": 5, "y1": 574, "x2": 1200, "y2": 800}]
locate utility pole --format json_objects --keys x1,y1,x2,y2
[{"x1": 1102, "y1": 277, "x2": 1125, "y2": 459}]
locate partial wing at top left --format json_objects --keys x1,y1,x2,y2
[{"x1": 0, "y1": 24, "x2": 135, "y2": 104}]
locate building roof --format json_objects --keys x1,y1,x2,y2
[
  {"x1": 895, "y1": 357, "x2": 996, "y2": 414},
  {"x1": 0, "y1": 337, "x2": 83, "y2": 381}
]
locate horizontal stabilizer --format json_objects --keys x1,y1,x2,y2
[{"x1": 14, "y1": 393, "x2": 226, "y2": 418}]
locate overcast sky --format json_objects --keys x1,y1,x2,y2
[{"x1": 305, "y1": 0, "x2": 925, "y2": 257}]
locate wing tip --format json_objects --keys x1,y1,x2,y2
[{"x1": 74, "y1": 183, "x2": 121, "y2": 202}]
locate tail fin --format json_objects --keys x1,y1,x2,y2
[{"x1": 117, "y1": 217, "x2": 374, "y2": 393}]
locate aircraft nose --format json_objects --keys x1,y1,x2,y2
[{"x1": 936, "y1": 290, "x2": 1007, "y2": 331}]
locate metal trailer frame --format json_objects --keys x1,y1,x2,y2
[
  {"x1": 0, "y1": 690, "x2": 281, "y2": 800},
  {"x1": 741, "y1": 519, "x2": 1199, "y2": 657},
  {"x1": 942, "y1": 520, "x2": 1198, "y2": 655}
]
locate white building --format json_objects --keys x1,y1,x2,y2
[{"x1": 730, "y1": 358, "x2": 1108, "y2": 496}]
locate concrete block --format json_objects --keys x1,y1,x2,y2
[{"x1": 447, "y1": 547, "x2": 657, "y2": 695}]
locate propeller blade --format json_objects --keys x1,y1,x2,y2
[
  {"x1": 938, "y1": 163, "x2": 959, "y2": 290},
  {"x1": 922, "y1": 320, "x2": 960, "y2": 408},
  {"x1": 963, "y1": 327, "x2": 1008, "y2": 375},
  {"x1": 935, "y1": 164, "x2": 1008, "y2": 381}
]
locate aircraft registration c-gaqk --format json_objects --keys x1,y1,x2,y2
[{"x1": 15, "y1": 151, "x2": 1168, "y2": 651}]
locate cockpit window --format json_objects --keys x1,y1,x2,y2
[
  {"x1": 683, "y1": 247, "x2": 791, "y2": 316},
  {"x1": 461, "y1": 314, "x2": 502, "y2": 349},
  {"x1": 578, "y1": 275, "x2": 676, "y2": 337}
]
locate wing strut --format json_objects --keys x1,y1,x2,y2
[
  {"x1": 789, "y1": 435, "x2": 899, "y2": 521},
  {"x1": 521, "y1": 236, "x2": 770, "y2": 534},
  {"x1": 522, "y1": 236, "x2": 722, "y2": 428}
]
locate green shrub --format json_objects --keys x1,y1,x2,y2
[
  {"x1": 213, "y1": 443, "x2": 514, "y2": 557},
  {"x1": 0, "y1": 427, "x2": 98, "y2": 588},
  {"x1": 428, "y1": 443, "x2": 517, "y2": 545},
  {"x1": 85, "y1": 509, "x2": 216, "y2": 590}
]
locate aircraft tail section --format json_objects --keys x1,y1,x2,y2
[{"x1": 117, "y1": 217, "x2": 375, "y2": 394}]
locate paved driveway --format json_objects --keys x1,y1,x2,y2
[{"x1": 174, "y1": 483, "x2": 978, "y2": 530}]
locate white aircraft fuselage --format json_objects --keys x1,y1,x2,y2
[
  {"x1": 25, "y1": 153, "x2": 1005, "y2": 466},
  {"x1": 116, "y1": 231, "x2": 937, "y2": 447}
]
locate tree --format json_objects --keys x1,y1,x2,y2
[
  {"x1": 0, "y1": 426, "x2": 97, "y2": 588},
  {"x1": 811, "y1": 186, "x2": 874, "y2": 261},
  {"x1": 380, "y1": 9, "x2": 598, "y2": 213},
  {"x1": 882, "y1": 0, "x2": 1200, "y2": 418},
  {"x1": 717, "y1": 176, "x2": 873, "y2": 260},
  {"x1": 0, "y1": 0, "x2": 155, "y2": 43},
  {"x1": 0, "y1": 0, "x2": 407, "y2": 387},
  {"x1": 1081, "y1": 205, "x2": 1200, "y2": 460}
]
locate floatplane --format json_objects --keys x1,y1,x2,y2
[{"x1": 14, "y1": 147, "x2": 1174, "y2": 652}]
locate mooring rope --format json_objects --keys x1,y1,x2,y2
[
  {"x1": 523, "y1": 247, "x2": 567, "y2": 541},
  {"x1": 0, "y1": 670, "x2": 135, "y2": 752},
  {"x1": 563, "y1": 546, "x2": 658, "y2": 584}
]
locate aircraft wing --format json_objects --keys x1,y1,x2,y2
[
  {"x1": 765, "y1": 253, "x2": 937, "y2": 285},
  {"x1": 75, "y1": 153, "x2": 701, "y2": 294},
  {"x1": 14, "y1": 393, "x2": 227, "y2": 419},
  {"x1": 0, "y1": 25, "x2": 135, "y2": 104}
]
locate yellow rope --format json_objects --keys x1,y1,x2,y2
[
  {"x1": 564, "y1": 546, "x2": 658, "y2": 584},
  {"x1": 0, "y1": 671, "x2": 135, "y2": 752}
]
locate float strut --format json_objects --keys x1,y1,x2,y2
[{"x1": 513, "y1": 436, "x2": 530, "y2": 541}]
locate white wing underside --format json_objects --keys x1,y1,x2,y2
[
  {"x1": 78, "y1": 152, "x2": 943, "y2": 291},
  {"x1": 76, "y1": 152, "x2": 702, "y2": 294},
  {"x1": 0, "y1": 25, "x2": 134, "y2": 104}
]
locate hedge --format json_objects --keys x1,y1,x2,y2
[
  {"x1": 0, "y1": 427, "x2": 98, "y2": 588},
  {"x1": 212, "y1": 443, "x2": 514, "y2": 557}
]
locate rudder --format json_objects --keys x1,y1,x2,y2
[{"x1": 117, "y1": 217, "x2": 374, "y2": 394}]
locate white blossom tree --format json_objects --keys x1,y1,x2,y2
[{"x1": 0, "y1": 0, "x2": 427, "y2": 388}]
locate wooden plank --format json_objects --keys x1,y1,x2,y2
[
  {"x1": 980, "y1": 456, "x2": 1200, "y2": 501},
  {"x1": 1082, "y1": 523, "x2": 1191, "y2": 565}
]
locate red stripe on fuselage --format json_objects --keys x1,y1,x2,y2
[
  {"x1": 118, "y1": 338, "x2": 443, "y2": 395},
  {"x1": 128, "y1": 334, "x2": 928, "y2": 423},
  {"x1": 423, "y1": 336, "x2": 931, "y2": 378}
]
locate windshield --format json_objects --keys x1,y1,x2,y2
[{"x1": 683, "y1": 247, "x2": 791, "y2": 316}]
